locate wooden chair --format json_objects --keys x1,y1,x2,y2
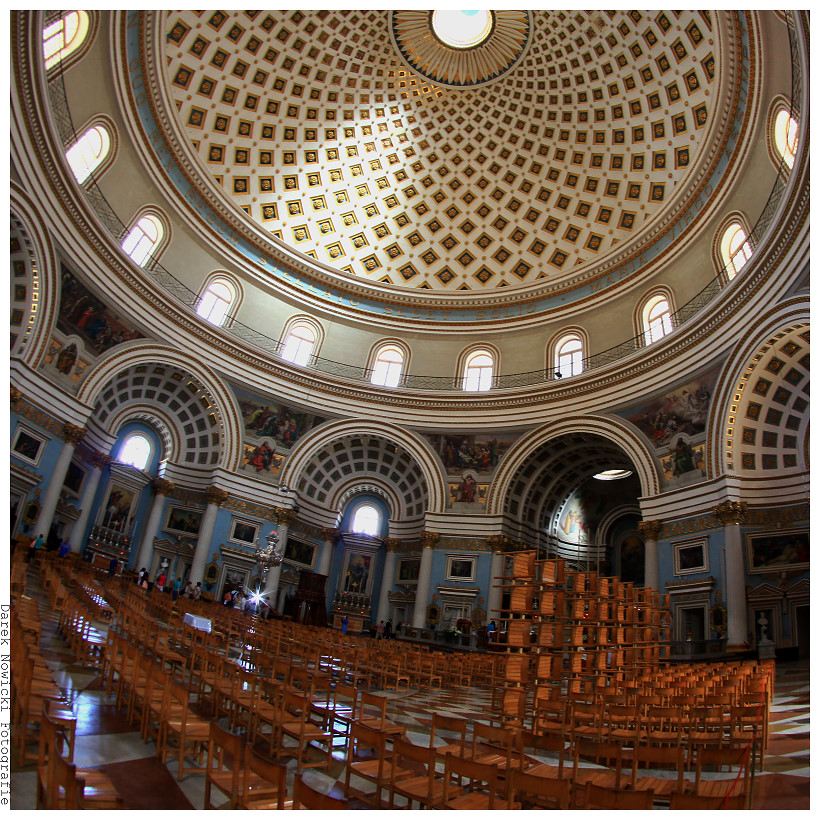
[
  {"x1": 669, "y1": 790, "x2": 748, "y2": 810},
  {"x1": 204, "y1": 721, "x2": 244, "y2": 809},
  {"x1": 507, "y1": 767, "x2": 571, "y2": 809},
  {"x1": 436, "y1": 752, "x2": 501, "y2": 810},
  {"x1": 326, "y1": 682, "x2": 358, "y2": 751},
  {"x1": 470, "y1": 722, "x2": 526, "y2": 794},
  {"x1": 584, "y1": 782, "x2": 655, "y2": 809},
  {"x1": 39, "y1": 749, "x2": 83, "y2": 809},
  {"x1": 632, "y1": 742, "x2": 690, "y2": 802},
  {"x1": 354, "y1": 691, "x2": 405, "y2": 741},
  {"x1": 158, "y1": 678, "x2": 211, "y2": 780},
  {"x1": 344, "y1": 721, "x2": 394, "y2": 808},
  {"x1": 229, "y1": 666, "x2": 261, "y2": 734},
  {"x1": 37, "y1": 706, "x2": 124, "y2": 809},
  {"x1": 238, "y1": 745, "x2": 288, "y2": 810},
  {"x1": 691, "y1": 744, "x2": 752, "y2": 808},
  {"x1": 292, "y1": 772, "x2": 350, "y2": 810},
  {"x1": 388, "y1": 736, "x2": 445, "y2": 809},
  {"x1": 429, "y1": 713, "x2": 470, "y2": 763},
  {"x1": 518, "y1": 728, "x2": 570, "y2": 781},
  {"x1": 277, "y1": 689, "x2": 333, "y2": 774},
  {"x1": 250, "y1": 677, "x2": 283, "y2": 757}
]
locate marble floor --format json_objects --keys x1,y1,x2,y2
[{"x1": 12, "y1": 574, "x2": 810, "y2": 810}]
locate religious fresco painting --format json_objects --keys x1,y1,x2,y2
[
  {"x1": 619, "y1": 367, "x2": 720, "y2": 449},
  {"x1": 232, "y1": 383, "x2": 327, "y2": 481},
  {"x1": 43, "y1": 337, "x2": 91, "y2": 385},
  {"x1": 557, "y1": 476, "x2": 640, "y2": 545},
  {"x1": 424, "y1": 431, "x2": 521, "y2": 475},
  {"x1": 58, "y1": 265, "x2": 144, "y2": 355},
  {"x1": 448, "y1": 474, "x2": 488, "y2": 506},
  {"x1": 661, "y1": 438, "x2": 706, "y2": 482}
]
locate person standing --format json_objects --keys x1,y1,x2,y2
[
  {"x1": 376, "y1": 620, "x2": 385, "y2": 639},
  {"x1": 27, "y1": 532, "x2": 44, "y2": 562},
  {"x1": 341, "y1": 615, "x2": 348, "y2": 635},
  {"x1": 172, "y1": 576, "x2": 182, "y2": 601},
  {"x1": 192, "y1": 582, "x2": 202, "y2": 601},
  {"x1": 137, "y1": 567, "x2": 147, "y2": 586},
  {"x1": 157, "y1": 571, "x2": 166, "y2": 591},
  {"x1": 108, "y1": 556, "x2": 118, "y2": 577},
  {"x1": 58, "y1": 537, "x2": 71, "y2": 558},
  {"x1": 384, "y1": 619, "x2": 393, "y2": 640}
]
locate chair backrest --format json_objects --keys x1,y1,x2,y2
[
  {"x1": 472, "y1": 722, "x2": 520, "y2": 766},
  {"x1": 508, "y1": 767, "x2": 571, "y2": 809},
  {"x1": 347, "y1": 720, "x2": 387, "y2": 763},
  {"x1": 43, "y1": 749, "x2": 83, "y2": 809},
  {"x1": 633, "y1": 743, "x2": 686, "y2": 790},
  {"x1": 585, "y1": 783, "x2": 654, "y2": 810},
  {"x1": 573, "y1": 737, "x2": 635, "y2": 790},
  {"x1": 241, "y1": 745, "x2": 287, "y2": 810},
  {"x1": 429, "y1": 713, "x2": 468, "y2": 751},
  {"x1": 442, "y1": 752, "x2": 499, "y2": 809},
  {"x1": 292, "y1": 772, "x2": 349, "y2": 809}
]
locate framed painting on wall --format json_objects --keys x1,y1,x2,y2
[
  {"x1": 284, "y1": 539, "x2": 315, "y2": 568},
  {"x1": 342, "y1": 551, "x2": 372, "y2": 593},
  {"x1": 62, "y1": 461, "x2": 87, "y2": 497},
  {"x1": 446, "y1": 554, "x2": 476, "y2": 582},
  {"x1": 396, "y1": 556, "x2": 420, "y2": 583},
  {"x1": 673, "y1": 537, "x2": 708, "y2": 575},
  {"x1": 164, "y1": 506, "x2": 203, "y2": 536},
  {"x1": 11, "y1": 425, "x2": 46, "y2": 467},
  {"x1": 230, "y1": 518, "x2": 260, "y2": 546},
  {"x1": 747, "y1": 529, "x2": 809, "y2": 573}
]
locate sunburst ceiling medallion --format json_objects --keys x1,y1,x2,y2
[{"x1": 389, "y1": 10, "x2": 533, "y2": 88}]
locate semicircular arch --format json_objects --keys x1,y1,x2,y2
[
  {"x1": 75, "y1": 341, "x2": 245, "y2": 471},
  {"x1": 279, "y1": 418, "x2": 448, "y2": 513},
  {"x1": 487, "y1": 414, "x2": 660, "y2": 515}
]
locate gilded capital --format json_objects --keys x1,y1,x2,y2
[
  {"x1": 204, "y1": 486, "x2": 229, "y2": 506},
  {"x1": 61, "y1": 423, "x2": 86, "y2": 446},
  {"x1": 152, "y1": 478, "x2": 175, "y2": 497},
  {"x1": 383, "y1": 537, "x2": 401, "y2": 553},
  {"x1": 487, "y1": 534, "x2": 511, "y2": 552},
  {"x1": 638, "y1": 520, "x2": 663, "y2": 541},
  {"x1": 273, "y1": 507, "x2": 297, "y2": 526},
  {"x1": 713, "y1": 500, "x2": 748, "y2": 526},
  {"x1": 10, "y1": 386, "x2": 22, "y2": 405},
  {"x1": 420, "y1": 530, "x2": 440, "y2": 550},
  {"x1": 89, "y1": 451, "x2": 114, "y2": 470},
  {"x1": 321, "y1": 526, "x2": 340, "y2": 543}
]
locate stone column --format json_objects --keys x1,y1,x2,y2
[
  {"x1": 638, "y1": 520, "x2": 663, "y2": 591},
  {"x1": 412, "y1": 531, "x2": 439, "y2": 628},
  {"x1": 263, "y1": 507, "x2": 297, "y2": 604},
  {"x1": 133, "y1": 478, "x2": 175, "y2": 571},
  {"x1": 486, "y1": 535, "x2": 509, "y2": 621},
  {"x1": 34, "y1": 423, "x2": 86, "y2": 538},
  {"x1": 376, "y1": 538, "x2": 400, "y2": 622},
  {"x1": 70, "y1": 451, "x2": 112, "y2": 553},
  {"x1": 189, "y1": 487, "x2": 228, "y2": 585},
  {"x1": 318, "y1": 527, "x2": 338, "y2": 577},
  {"x1": 713, "y1": 500, "x2": 749, "y2": 650}
]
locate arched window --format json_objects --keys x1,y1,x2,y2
[
  {"x1": 555, "y1": 334, "x2": 584, "y2": 378},
  {"x1": 196, "y1": 279, "x2": 234, "y2": 326},
  {"x1": 43, "y1": 11, "x2": 90, "y2": 70},
  {"x1": 643, "y1": 295, "x2": 673, "y2": 345},
  {"x1": 773, "y1": 108, "x2": 799, "y2": 169},
  {"x1": 118, "y1": 433, "x2": 152, "y2": 471},
  {"x1": 121, "y1": 213, "x2": 164, "y2": 267},
  {"x1": 371, "y1": 344, "x2": 404, "y2": 387},
  {"x1": 65, "y1": 123, "x2": 111, "y2": 184},
  {"x1": 720, "y1": 222, "x2": 753, "y2": 279},
  {"x1": 463, "y1": 350, "x2": 494, "y2": 391},
  {"x1": 281, "y1": 322, "x2": 316, "y2": 367},
  {"x1": 351, "y1": 503, "x2": 380, "y2": 536}
]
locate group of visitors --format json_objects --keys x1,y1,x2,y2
[{"x1": 133, "y1": 567, "x2": 201, "y2": 600}]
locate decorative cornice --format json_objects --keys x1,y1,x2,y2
[
  {"x1": 712, "y1": 500, "x2": 749, "y2": 526},
  {"x1": 11, "y1": 386, "x2": 22, "y2": 405},
  {"x1": 638, "y1": 520, "x2": 664, "y2": 541},
  {"x1": 486, "y1": 534, "x2": 513, "y2": 552},
  {"x1": 383, "y1": 537, "x2": 401, "y2": 553},
  {"x1": 89, "y1": 451, "x2": 114, "y2": 470}
]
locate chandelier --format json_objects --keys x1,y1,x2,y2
[{"x1": 255, "y1": 530, "x2": 284, "y2": 584}]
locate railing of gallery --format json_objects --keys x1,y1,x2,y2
[{"x1": 42, "y1": 11, "x2": 803, "y2": 392}]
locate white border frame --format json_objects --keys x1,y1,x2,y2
[
  {"x1": 229, "y1": 517, "x2": 260, "y2": 546},
  {"x1": 445, "y1": 554, "x2": 477, "y2": 582},
  {"x1": 11, "y1": 424, "x2": 47, "y2": 467},
  {"x1": 672, "y1": 536, "x2": 708, "y2": 575}
]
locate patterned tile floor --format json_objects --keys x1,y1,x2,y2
[{"x1": 12, "y1": 575, "x2": 809, "y2": 810}]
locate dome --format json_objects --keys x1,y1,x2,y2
[{"x1": 158, "y1": 10, "x2": 740, "y2": 300}]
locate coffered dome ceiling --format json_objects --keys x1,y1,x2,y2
[{"x1": 159, "y1": 10, "x2": 741, "y2": 295}]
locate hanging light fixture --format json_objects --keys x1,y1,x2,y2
[{"x1": 255, "y1": 529, "x2": 284, "y2": 584}]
